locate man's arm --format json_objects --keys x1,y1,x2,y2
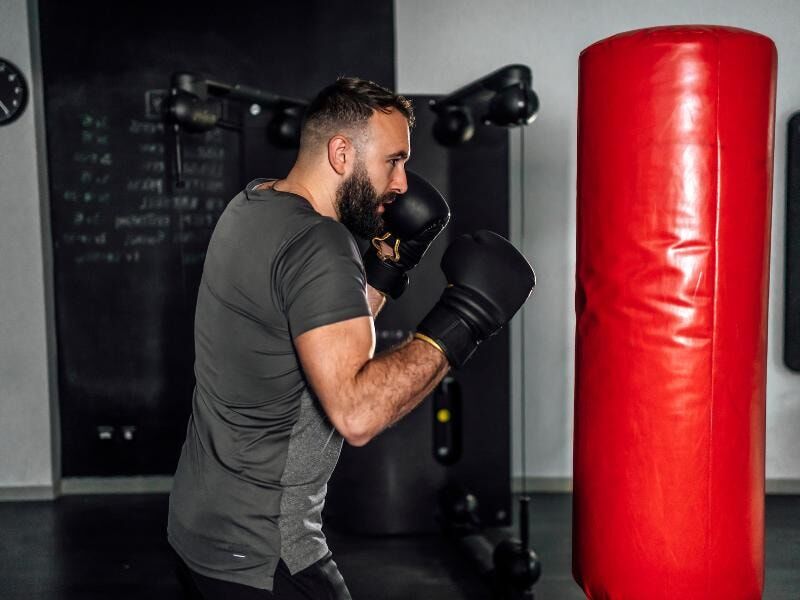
[
  {"x1": 366, "y1": 285, "x2": 387, "y2": 317},
  {"x1": 296, "y1": 229, "x2": 535, "y2": 448},
  {"x1": 365, "y1": 239, "x2": 392, "y2": 317},
  {"x1": 295, "y1": 315, "x2": 448, "y2": 446}
]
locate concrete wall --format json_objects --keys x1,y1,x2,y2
[
  {"x1": 395, "y1": 0, "x2": 800, "y2": 486},
  {"x1": 0, "y1": 0, "x2": 58, "y2": 498}
]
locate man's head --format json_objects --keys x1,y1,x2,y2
[{"x1": 300, "y1": 77, "x2": 414, "y2": 238}]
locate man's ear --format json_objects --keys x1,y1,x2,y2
[{"x1": 327, "y1": 134, "x2": 351, "y2": 176}]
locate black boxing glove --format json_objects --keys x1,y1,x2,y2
[
  {"x1": 416, "y1": 230, "x2": 535, "y2": 368},
  {"x1": 364, "y1": 171, "x2": 450, "y2": 299}
]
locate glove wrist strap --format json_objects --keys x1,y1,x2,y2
[
  {"x1": 413, "y1": 332, "x2": 447, "y2": 357},
  {"x1": 363, "y1": 251, "x2": 409, "y2": 299},
  {"x1": 417, "y1": 303, "x2": 480, "y2": 369}
]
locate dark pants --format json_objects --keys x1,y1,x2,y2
[{"x1": 175, "y1": 552, "x2": 352, "y2": 600}]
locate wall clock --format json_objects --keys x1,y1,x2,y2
[{"x1": 0, "y1": 59, "x2": 28, "y2": 126}]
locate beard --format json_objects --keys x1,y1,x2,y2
[{"x1": 335, "y1": 161, "x2": 395, "y2": 239}]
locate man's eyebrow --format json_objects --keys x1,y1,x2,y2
[{"x1": 386, "y1": 150, "x2": 409, "y2": 159}]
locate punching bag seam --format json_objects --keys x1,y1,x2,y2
[{"x1": 706, "y1": 40, "x2": 722, "y2": 598}]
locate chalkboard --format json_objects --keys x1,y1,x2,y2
[{"x1": 39, "y1": 0, "x2": 395, "y2": 476}]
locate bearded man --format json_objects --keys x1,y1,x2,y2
[{"x1": 168, "y1": 77, "x2": 534, "y2": 599}]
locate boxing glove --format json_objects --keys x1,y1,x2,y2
[
  {"x1": 364, "y1": 171, "x2": 450, "y2": 299},
  {"x1": 416, "y1": 230, "x2": 535, "y2": 368}
]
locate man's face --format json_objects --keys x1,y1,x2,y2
[{"x1": 335, "y1": 109, "x2": 410, "y2": 239}]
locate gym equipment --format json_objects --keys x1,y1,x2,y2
[
  {"x1": 436, "y1": 110, "x2": 542, "y2": 600},
  {"x1": 784, "y1": 112, "x2": 800, "y2": 371},
  {"x1": 429, "y1": 64, "x2": 539, "y2": 146},
  {"x1": 163, "y1": 72, "x2": 307, "y2": 186},
  {"x1": 574, "y1": 26, "x2": 776, "y2": 599},
  {"x1": 417, "y1": 230, "x2": 535, "y2": 369},
  {"x1": 363, "y1": 171, "x2": 451, "y2": 299},
  {"x1": 439, "y1": 484, "x2": 541, "y2": 599}
]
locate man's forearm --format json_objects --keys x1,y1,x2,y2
[
  {"x1": 345, "y1": 338, "x2": 449, "y2": 445},
  {"x1": 366, "y1": 284, "x2": 387, "y2": 317}
]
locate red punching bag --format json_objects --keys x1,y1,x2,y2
[{"x1": 573, "y1": 26, "x2": 776, "y2": 599}]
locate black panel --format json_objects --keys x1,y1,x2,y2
[
  {"x1": 786, "y1": 112, "x2": 800, "y2": 371},
  {"x1": 325, "y1": 96, "x2": 511, "y2": 533},
  {"x1": 39, "y1": 0, "x2": 395, "y2": 475}
]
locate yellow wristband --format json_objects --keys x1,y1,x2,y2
[{"x1": 413, "y1": 332, "x2": 446, "y2": 357}]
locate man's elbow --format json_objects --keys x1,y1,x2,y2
[
  {"x1": 336, "y1": 415, "x2": 376, "y2": 447},
  {"x1": 343, "y1": 432, "x2": 372, "y2": 447}
]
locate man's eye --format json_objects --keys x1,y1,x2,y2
[{"x1": 389, "y1": 159, "x2": 399, "y2": 166}]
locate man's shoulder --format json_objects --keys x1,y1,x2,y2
[
  {"x1": 227, "y1": 179, "x2": 361, "y2": 258},
  {"x1": 223, "y1": 182, "x2": 318, "y2": 233},
  {"x1": 283, "y1": 217, "x2": 361, "y2": 261}
]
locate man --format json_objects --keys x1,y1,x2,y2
[{"x1": 168, "y1": 77, "x2": 534, "y2": 599}]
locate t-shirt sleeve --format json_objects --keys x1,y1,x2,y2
[{"x1": 274, "y1": 219, "x2": 371, "y2": 338}]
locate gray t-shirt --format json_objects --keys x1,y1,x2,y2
[{"x1": 168, "y1": 180, "x2": 370, "y2": 591}]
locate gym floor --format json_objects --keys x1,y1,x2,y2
[{"x1": 1, "y1": 493, "x2": 797, "y2": 599}]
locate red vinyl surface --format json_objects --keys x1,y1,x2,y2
[{"x1": 573, "y1": 26, "x2": 776, "y2": 599}]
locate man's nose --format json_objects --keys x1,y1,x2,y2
[{"x1": 392, "y1": 168, "x2": 408, "y2": 195}]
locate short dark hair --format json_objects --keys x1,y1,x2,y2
[{"x1": 300, "y1": 77, "x2": 414, "y2": 150}]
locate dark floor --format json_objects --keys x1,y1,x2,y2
[{"x1": 1, "y1": 493, "x2": 797, "y2": 599}]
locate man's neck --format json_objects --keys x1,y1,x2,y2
[{"x1": 276, "y1": 165, "x2": 339, "y2": 221}]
